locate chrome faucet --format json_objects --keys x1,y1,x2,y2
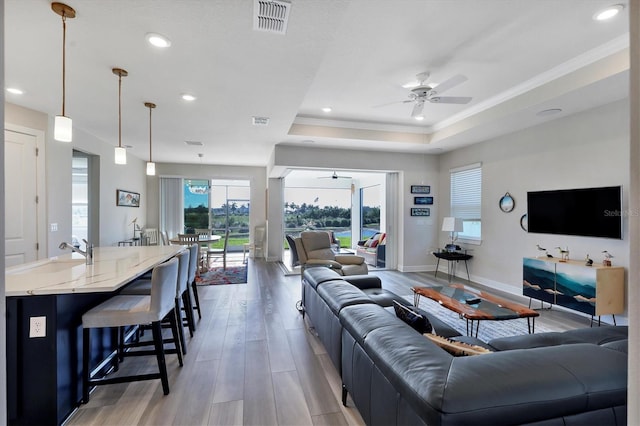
[{"x1": 59, "y1": 239, "x2": 93, "y2": 265}]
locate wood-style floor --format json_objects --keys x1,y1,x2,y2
[{"x1": 66, "y1": 259, "x2": 591, "y2": 426}]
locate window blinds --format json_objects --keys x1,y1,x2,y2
[{"x1": 450, "y1": 164, "x2": 481, "y2": 220}]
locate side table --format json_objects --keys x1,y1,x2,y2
[{"x1": 432, "y1": 250, "x2": 473, "y2": 282}]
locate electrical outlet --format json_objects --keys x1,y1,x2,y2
[{"x1": 29, "y1": 316, "x2": 46, "y2": 338}]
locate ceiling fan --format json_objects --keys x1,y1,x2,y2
[
  {"x1": 318, "y1": 171, "x2": 352, "y2": 180},
  {"x1": 379, "y1": 71, "x2": 472, "y2": 118}
]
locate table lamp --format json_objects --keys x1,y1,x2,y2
[{"x1": 442, "y1": 217, "x2": 464, "y2": 251}]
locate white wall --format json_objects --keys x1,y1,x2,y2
[{"x1": 438, "y1": 99, "x2": 629, "y2": 322}]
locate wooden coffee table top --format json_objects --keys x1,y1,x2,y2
[{"x1": 412, "y1": 284, "x2": 539, "y2": 321}]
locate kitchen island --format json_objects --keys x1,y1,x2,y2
[{"x1": 5, "y1": 245, "x2": 184, "y2": 425}]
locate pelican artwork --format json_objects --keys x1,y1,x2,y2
[
  {"x1": 555, "y1": 246, "x2": 569, "y2": 262},
  {"x1": 602, "y1": 250, "x2": 613, "y2": 266},
  {"x1": 536, "y1": 244, "x2": 552, "y2": 258}
]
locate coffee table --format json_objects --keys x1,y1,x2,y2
[{"x1": 412, "y1": 284, "x2": 539, "y2": 337}]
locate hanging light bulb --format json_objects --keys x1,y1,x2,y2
[
  {"x1": 51, "y1": 2, "x2": 76, "y2": 142},
  {"x1": 113, "y1": 68, "x2": 128, "y2": 165},
  {"x1": 145, "y1": 102, "x2": 156, "y2": 175}
]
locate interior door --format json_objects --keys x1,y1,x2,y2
[{"x1": 5, "y1": 129, "x2": 38, "y2": 266}]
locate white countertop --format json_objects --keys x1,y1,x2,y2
[{"x1": 5, "y1": 245, "x2": 185, "y2": 297}]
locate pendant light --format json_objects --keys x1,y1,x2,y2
[
  {"x1": 145, "y1": 102, "x2": 156, "y2": 175},
  {"x1": 51, "y1": 2, "x2": 76, "y2": 142},
  {"x1": 113, "y1": 68, "x2": 128, "y2": 165}
]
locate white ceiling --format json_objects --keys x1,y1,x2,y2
[{"x1": 4, "y1": 0, "x2": 630, "y2": 166}]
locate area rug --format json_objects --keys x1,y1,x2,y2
[
  {"x1": 197, "y1": 266, "x2": 247, "y2": 285},
  {"x1": 403, "y1": 295, "x2": 556, "y2": 342}
]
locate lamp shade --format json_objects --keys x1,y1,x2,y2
[
  {"x1": 442, "y1": 217, "x2": 464, "y2": 232},
  {"x1": 54, "y1": 115, "x2": 73, "y2": 142},
  {"x1": 114, "y1": 146, "x2": 127, "y2": 165},
  {"x1": 146, "y1": 161, "x2": 156, "y2": 176}
]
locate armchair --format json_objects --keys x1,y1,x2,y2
[
  {"x1": 356, "y1": 232, "x2": 386, "y2": 267},
  {"x1": 294, "y1": 231, "x2": 368, "y2": 276}
]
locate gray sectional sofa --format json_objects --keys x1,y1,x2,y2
[{"x1": 301, "y1": 267, "x2": 628, "y2": 426}]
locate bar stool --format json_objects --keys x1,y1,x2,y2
[
  {"x1": 120, "y1": 250, "x2": 192, "y2": 354},
  {"x1": 81, "y1": 257, "x2": 182, "y2": 403}
]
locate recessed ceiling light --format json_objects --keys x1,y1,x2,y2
[
  {"x1": 322, "y1": 107, "x2": 332, "y2": 113},
  {"x1": 181, "y1": 94, "x2": 196, "y2": 101},
  {"x1": 146, "y1": 32, "x2": 172, "y2": 48},
  {"x1": 536, "y1": 108, "x2": 563, "y2": 117},
  {"x1": 6, "y1": 87, "x2": 24, "y2": 95},
  {"x1": 593, "y1": 4, "x2": 624, "y2": 21},
  {"x1": 414, "y1": 115, "x2": 425, "y2": 121}
]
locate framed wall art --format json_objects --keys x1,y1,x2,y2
[
  {"x1": 411, "y1": 208, "x2": 430, "y2": 217},
  {"x1": 116, "y1": 189, "x2": 140, "y2": 207},
  {"x1": 411, "y1": 185, "x2": 430, "y2": 194},
  {"x1": 414, "y1": 196, "x2": 434, "y2": 205}
]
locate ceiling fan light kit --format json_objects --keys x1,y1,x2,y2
[{"x1": 51, "y1": 2, "x2": 76, "y2": 142}]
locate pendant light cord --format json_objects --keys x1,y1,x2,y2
[
  {"x1": 148, "y1": 106, "x2": 153, "y2": 162},
  {"x1": 61, "y1": 13, "x2": 67, "y2": 116},
  {"x1": 118, "y1": 74, "x2": 122, "y2": 148}
]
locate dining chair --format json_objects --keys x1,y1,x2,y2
[
  {"x1": 179, "y1": 233, "x2": 206, "y2": 271},
  {"x1": 250, "y1": 226, "x2": 266, "y2": 259},
  {"x1": 143, "y1": 228, "x2": 160, "y2": 245},
  {"x1": 160, "y1": 230, "x2": 169, "y2": 246},
  {"x1": 206, "y1": 229, "x2": 229, "y2": 270}
]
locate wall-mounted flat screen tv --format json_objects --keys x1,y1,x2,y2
[{"x1": 527, "y1": 186, "x2": 622, "y2": 239}]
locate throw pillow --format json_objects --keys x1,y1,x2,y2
[
  {"x1": 370, "y1": 239, "x2": 379, "y2": 248},
  {"x1": 425, "y1": 333, "x2": 493, "y2": 356},
  {"x1": 393, "y1": 301, "x2": 432, "y2": 334}
]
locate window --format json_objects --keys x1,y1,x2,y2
[{"x1": 450, "y1": 163, "x2": 482, "y2": 242}]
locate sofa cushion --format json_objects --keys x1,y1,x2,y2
[
  {"x1": 340, "y1": 303, "x2": 400, "y2": 345},
  {"x1": 302, "y1": 267, "x2": 343, "y2": 290},
  {"x1": 489, "y1": 325, "x2": 628, "y2": 351},
  {"x1": 393, "y1": 301, "x2": 432, "y2": 333},
  {"x1": 363, "y1": 288, "x2": 403, "y2": 308},
  {"x1": 317, "y1": 281, "x2": 375, "y2": 315},
  {"x1": 602, "y1": 339, "x2": 628, "y2": 354},
  {"x1": 343, "y1": 274, "x2": 381, "y2": 290}
]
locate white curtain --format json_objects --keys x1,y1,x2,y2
[
  {"x1": 385, "y1": 172, "x2": 399, "y2": 270},
  {"x1": 160, "y1": 177, "x2": 184, "y2": 240}
]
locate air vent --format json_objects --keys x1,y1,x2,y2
[
  {"x1": 253, "y1": 0, "x2": 291, "y2": 34},
  {"x1": 252, "y1": 116, "x2": 270, "y2": 126},
  {"x1": 184, "y1": 141, "x2": 204, "y2": 146}
]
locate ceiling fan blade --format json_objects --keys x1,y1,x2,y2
[
  {"x1": 432, "y1": 74, "x2": 468, "y2": 95},
  {"x1": 373, "y1": 100, "x2": 411, "y2": 108},
  {"x1": 428, "y1": 96, "x2": 472, "y2": 104},
  {"x1": 411, "y1": 101, "x2": 425, "y2": 117}
]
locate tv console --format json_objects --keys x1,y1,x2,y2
[{"x1": 523, "y1": 257, "x2": 624, "y2": 324}]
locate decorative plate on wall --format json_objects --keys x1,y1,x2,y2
[{"x1": 499, "y1": 192, "x2": 515, "y2": 212}]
